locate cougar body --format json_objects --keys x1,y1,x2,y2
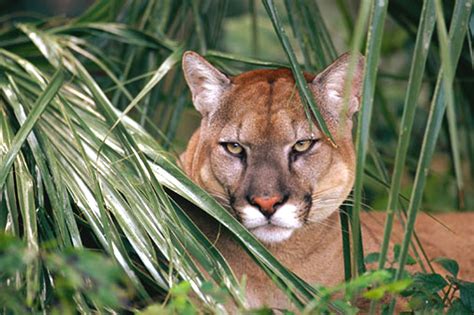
[{"x1": 180, "y1": 51, "x2": 474, "y2": 309}]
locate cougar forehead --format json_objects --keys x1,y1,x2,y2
[
  {"x1": 214, "y1": 69, "x2": 318, "y2": 145},
  {"x1": 182, "y1": 51, "x2": 363, "y2": 243}
]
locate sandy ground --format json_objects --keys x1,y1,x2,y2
[{"x1": 361, "y1": 211, "x2": 474, "y2": 281}]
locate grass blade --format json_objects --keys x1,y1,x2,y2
[
  {"x1": 284, "y1": 0, "x2": 314, "y2": 71},
  {"x1": 190, "y1": 0, "x2": 207, "y2": 53},
  {"x1": 0, "y1": 104, "x2": 20, "y2": 236},
  {"x1": 73, "y1": 0, "x2": 125, "y2": 24},
  {"x1": 53, "y1": 23, "x2": 176, "y2": 51},
  {"x1": 5, "y1": 76, "x2": 72, "y2": 247},
  {"x1": 351, "y1": 0, "x2": 388, "y2": 276},
  {"x1": 262, "y1": 0, "x2": 335, "y2": 145},
  {"x1": 13, "y1": 145, "x2": 38, "y2": 306},
  {"x1": 377, "y1": 0, "x2": 436, "y2": 271},
  {"x1": 293, "y1": 1, "x2": 327, "y2": 69},
  {"x1": 438, "y1": 2, "x2": 464, "y2": 209},
  {"x1": 102, "y1": 48, "x2": 183, "y2": 147},
  {"x1": 206, "y1": 49, "x2": 288, "y2": 68},
  {"x1": 250, "y1": 0, "x2": 259, "y2": 56},
  {"x1": 0, "y1": 69, "x2": 64, "y2": 191},
  {"x1": 387, "y1": 1, "x2": 472, "y2": 312}
]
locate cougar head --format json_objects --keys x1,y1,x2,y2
[{"x1": 182, "y1": 51, "x2": 364, "y2": 243}]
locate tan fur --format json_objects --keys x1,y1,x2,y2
[{"x1": 180, "y1": 51, "x2": 474, "y2": 310}]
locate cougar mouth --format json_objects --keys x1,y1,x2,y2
[
  {"x1": 232, "y1": 198, "x2": 312, "y2": 243},
  {"x1": 250, "y1": 225, "x2": 295, "y2": 243}
]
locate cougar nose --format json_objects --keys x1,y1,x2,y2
[{"x1": 250, "y1": 195, "x2": 284, "y2": 218}]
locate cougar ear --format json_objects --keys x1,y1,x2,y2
[
  {"x1": 312, "y1": 52, "x2": 365, "y2": 119},
  {"x1": 182, "y1": 51, "x2": 230, "y2": 117}
]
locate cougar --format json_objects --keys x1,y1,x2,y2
[{"x1": 179, "y1": 51, "x2": 474, "y2": 310}]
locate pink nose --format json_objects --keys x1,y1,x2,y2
[{"x1": 252, "y1": 195, "x2": 283, "y2": 217}]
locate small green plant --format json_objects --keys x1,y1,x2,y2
[
  {"x1": 137, "y1": 271, "x2": 411, "y2": 315},
  {"x1": 403, "y1": 257, "x2": 474, "y2": 314},
  {"x1": 365, "y1": 243, "x2": 417, "y2": 275},
  {"x1": 0, "y1": 233, "x2": 132, "y2": 314},
  {"x1": 303, "y1": 270, "x2": 411, "y2": 315},
  {"x1": 138, "y1": 282, "x2": 198, "y2": 315},
  {"x1": 365, "y1": 247, "x2": 474, "y2": 314},
  {"x1": 137, "y1": 280, "x2": 232, "y2": 315}
]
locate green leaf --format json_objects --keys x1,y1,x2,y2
[
  {"x1": 363, "y1": 279, "x2": 412, "y2": 300},
  {"x1": 412, "y1": 273, "x2": 448, "y2": 294},
  {"x1": 432, "y1": 257, "x2": 459, "y2": 278},
  {"x1": 170, "y1": 281, "x2": 192, "y2": 297},
  {"x1": 386, "y1": 279, "x2": 413, "y2": 294},
  {"x1": 459, "y1": 280, "x2": 474, "y2": 312},
  {"x1": 447, "y1": 299, "x2": 472, "y2": 315},
  {"x1": 408, "y1": 291, "x2": 444, "y2": 312},
  {"x1": 405, "y1": 255, "x2": 417, "y2": 266},
  {"x1": 393, "y1": 244, "x2": 416, "y2": 266},
  {"x1": 365, "y1": 252, "x2": 380, "y2": 264},
  {"x1": 364, "y1": 287, "x2": 386, "y2": 300}
]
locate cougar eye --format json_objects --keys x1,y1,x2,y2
[
  {"x1": 223, "y1": 142, "x2": 244, "y2": 156},
  {"x1": 292, "y1": 139, "x2": 316, "y2": 153}
]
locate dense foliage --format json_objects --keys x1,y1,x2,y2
[{"x1": 0, "y1": 0, "x2": 472, "y2": 313}]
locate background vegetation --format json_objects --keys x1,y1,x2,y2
[{"x1": 0, "y1": 0, "x2": 472, "y2": 313}]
